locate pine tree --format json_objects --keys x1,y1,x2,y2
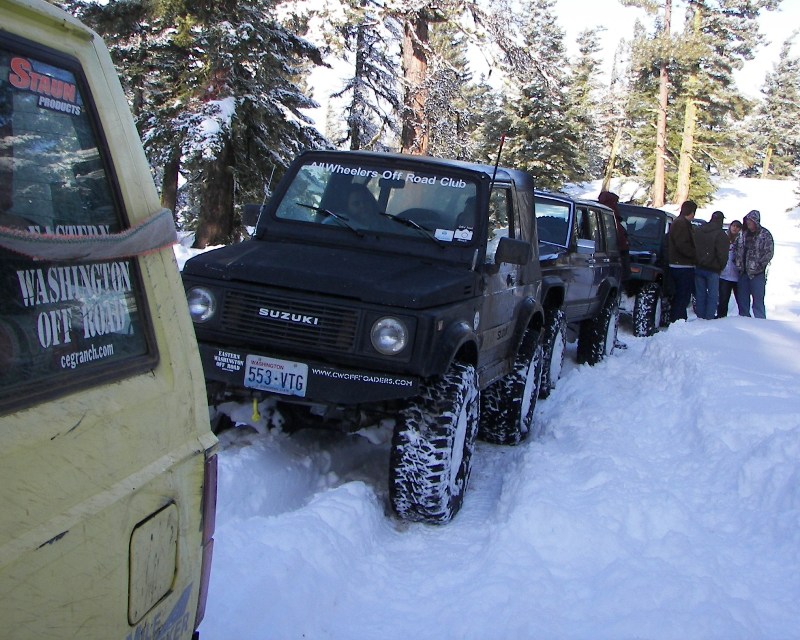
[
  {"x1": 384, "y1": 0, "x2": 486, "y2": 155},
  {"x1": 325, "y1": 0, "x2": 402, "y2": 151},
  {"x1": 672, "y1": 0, "x2": 779, "y2": 203},
  {"x1": 753, "y1": 37, "x2": 800, "y2": 178},
  {"x1": 567, "y1": 28, "x2": 607, "y2": 180},
  {"x1": 424, "y1": 20, "x2": 490, "y2": 160},
  {"x1": 622, "y1": 0, "x2": 777, "y2": 205},
  {"x1": 598, "y1": 41, "x2": 638, "y2": 191},
  {"x1": 498, "y1": 0, "x2": 582, "y2": 190},
  {"x1": 63, "y1": 0, "x2": 328, "y2": 248}
]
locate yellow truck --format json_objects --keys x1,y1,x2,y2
[{"x1": 0, "y1": 1, "x2": 218, "y2": 638}]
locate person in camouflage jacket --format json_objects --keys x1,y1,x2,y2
[{"x1": 734, "y1": 209, "x2": 774, "y2": 318}]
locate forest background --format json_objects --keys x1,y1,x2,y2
[{"x1": 57, "y1": 0, "x2": 800, "y2": 248}]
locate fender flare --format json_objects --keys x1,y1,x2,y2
[
  {"x1": 541, "y1": 275, "x2": 566, "y2": 310},
  {"x1": 597, "y1": 278, "x2": 621, "y2": 309},
  {"x1": 511, "y1": 296, "x2": 545, "y2": 351},
  {"x1": 429, "y1": 320, "x2": 478, "y2": 376}
]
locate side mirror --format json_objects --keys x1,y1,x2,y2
[
  {"x1": 576, "y1": 238, "x2": 596, "y2": 254},
  {"x1": 496, "y1": 237, "x2": 532, "y2": 265}
]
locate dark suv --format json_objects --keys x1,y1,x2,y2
[
  {"x1": 534, "y1": 192, "x2": 623, "y2": 397},
  {"x1": 182, "y1": 150, "x2": 545, "y2": 524},
  {"x1": 617, "y1": 203, "x2": 674, "y2": 336}
]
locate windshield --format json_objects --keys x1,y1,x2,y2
[
  {"x1": 622, "y1": 213, "x2": 663, "y2": 251},
  {"x1": 273, "y1": 159, "x2": 479, "y2": 244}
]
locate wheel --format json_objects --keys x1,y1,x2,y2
[
  {"x1": 577, "y1": 294, "x2": 619, "y2": 365},
  {"x1": 659, "y1": 294, "x2": 671, "y2": 328},
  {"x1": 539, "y1": 308, "x2": 566, "y2": 398},
  {"x1": 479, "y1": 327, "x2": 543, "y2": 445},
  {"x1": 633, "y1": 282, "x2": 661, "y2": 337},
  {"x1": 389, "y1": 361, "x2": 479, "y2": 524}
]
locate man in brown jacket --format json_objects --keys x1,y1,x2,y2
[
  {"x1": 693, "y1": 211, "x2": 729, "y2": 319},
  {"x1": 668, "y1": 200, "x2": 697, "y2": 322}
]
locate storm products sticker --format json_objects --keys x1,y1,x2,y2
[{"x1": 7, "y1": 56, "x2": 82, "y2": 116}]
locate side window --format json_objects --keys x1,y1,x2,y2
[
  {"x1": 600, "y1": 210, "x2": 619, "y2": 253},
  {"x1": 535, "y1": 198, "x2": 571, "y2": 246},
  {"x1": 576, "y1": 207, "x2": 600, "y2": 246},
  {"x1": 486, "y1": 187, "x2": 514, "y2": 264},
  {"x1": 0, "y1": 39, "x2": 156, "y2": 413}
]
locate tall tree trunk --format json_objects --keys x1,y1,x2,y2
[
  {"x1": 192, "y1": 138, "x2": 235, "y2": 249},
  {"x1": 653, "y1": 0, "x2": 671, "y2": 207},
  {"x1": 349, "y1": 22, "x2": 367, "y2": 150},
  {"x1": 761, "y1": 146, "x2": 773, "y2": 178},
  {"x1": 400, "y1": 15, "x2": 429, "y2": 155},
  {"x1": 602, "y1": 125, "x2": 623, "y2": 192},
  {"x1": 674, "y1": 5, "x2": 702, "y2": 205},
  {"x1": 675, "y1": 93, "x2": 697, "y2": 203},
  {"x1": 161, "y1": 143, "x2": 181, "y2": 220}
]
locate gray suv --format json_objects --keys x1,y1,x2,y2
[{"x1": 535, "y1": 192, "x2": 624, "y2": 397}]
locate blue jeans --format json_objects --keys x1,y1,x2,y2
[
  {"x1": 737, "y1": 272, "x2": 767, "y2": 318},
  {"x1": 670, "y1": 267, "x2": 695, "y2": 322},
  {"x1": 717, "y1": 279, "x2": 738, "y2": 318},
  {"x1": 694, "y1": 268, "x2": 720, "y2": 319}
]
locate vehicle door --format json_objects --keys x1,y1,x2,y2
[
  {"x1": 536, "y1": 196, "x2": 584, "y2": 320},
  {"x1": 592, "y1": 207, "x2": 620, "y2": 314},
  {"x1": 479, "y1": 184, "x2": 525, "y2": 374},
  {"x1": 569, "y1": 206, "x2": 601, "y2": 317}
]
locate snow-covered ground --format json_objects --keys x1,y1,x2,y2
[{"x1": 194, "y1": 177, "x2": 800, "y2": 640}]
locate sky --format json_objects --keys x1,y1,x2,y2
[
  {"x1": 306, "y1": 0, "x2": 800, "y2": 130},
  {"x1": 183, "y1": 175, "x2": 800, "y2": 639},
  {"x1": 553, "y1": 0, "x2": 800, "y2": 99}
]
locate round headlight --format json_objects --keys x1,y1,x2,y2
[
  {"x1": 187, "y1": 287, "x2": 216, "y2": 323},
  {"x1": 370, "y1": 317, "x2": 408, "y2": 355}
]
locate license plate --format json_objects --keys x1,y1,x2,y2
[{"x1": 244, "y1": 355, "x2": 307, "y2": 397}]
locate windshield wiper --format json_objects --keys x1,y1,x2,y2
[
  {"x1": 380, "y1": 213, "x2": 445, "y2": 247},
  {"x1": 297, "y1": 203, "x2": 364, "y2": 237}
]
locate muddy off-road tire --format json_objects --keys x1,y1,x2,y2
[
  {"x1": 577, "y1": 294, "x2": 619, "y2": 365},
  {"x1": 389, "y1": 362, "x2": 479, "y2": 524},
  {"x1": 539, "y1": 308, "x2": 566, "y2": 399},
  {"x1": 479, "y1": 327, "x2": 543, "y2": 445}
]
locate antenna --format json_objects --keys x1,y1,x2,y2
[
  {"x1": 253, "y1": 166, "x2": 277, "y2": 235},
  {"x1": 489, "y1": 132, "x2": 506, "y2": 190}
]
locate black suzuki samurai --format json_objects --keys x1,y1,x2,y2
[{"x1": 182, "y1": 150, "x2": 545, "y2": 523}]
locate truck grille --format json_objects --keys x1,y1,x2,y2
[{"x1": 220, "y1": 291, "x2": 360, "y2": 353}]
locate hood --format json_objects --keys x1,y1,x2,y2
[
  {"x1": 183, "y1": 239, "x2": 479, "y2": 309},
  {"x1": 744, "y1": 209, "x2": 761, "y2": 227}
]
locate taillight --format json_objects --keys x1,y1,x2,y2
[{"x1": 194, "y1": 452, "x2": 217, "y2": 631}]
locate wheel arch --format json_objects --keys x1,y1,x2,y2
[
  {"x1": 541, "y1": 275, "x2": 566, "y2": 311},
  {"x1": 597, "y1": 279, "x2": 621, "y2": 310},
  {"x1": 512, "y1": 296, "x2": 545, "y2": 351},
  {"x1": 429, "y1": 319, "x2": 479, "y2": 375}
]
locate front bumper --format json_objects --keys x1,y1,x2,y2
[{"x1": 198, "y1": 342, "x2": 419, "y2": 405}]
